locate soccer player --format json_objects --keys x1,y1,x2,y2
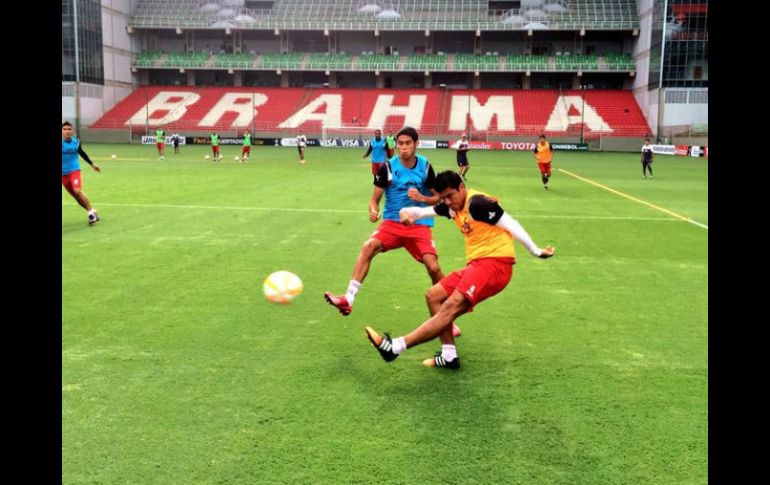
[
  {"x1": 241, "y1": 130, "x2": 252, "y2": 162},
  {"x1": 297, "y1": 133, "x2": 308, "y2": 164},
  {"x1": 210, "y1": 132, "x2": 221, "y2": 161},
  {"x1": 364, "y1": 170, "x2": 555, "y2": 370},
  {"x1": 155, "y1": 127, "x2": 166, "y2": 160},
  {"x1": 362, "y1": 129, "x2": 388, "y2": 175},
  {"x1": 172, "y1": 133, "x2": 180, "y2": 154},
  {"x1": 325, "y1": 127, "x2": 462, "y2": 337},
  {"x1": 62, "y1": 121, "x2": 101, "y2": 225},
  {"x1": 533, "y1": 134, "x2": 553, "y2": 189},
  {"x1": 641, "y1": 138, "x2": 654, "y2": 179},
  {"x1": 454, "y1": 133, "x2": 470, "y2": 180},
  {"x1": 385, "y1": 130, "x2": 396, "y2": 159}
]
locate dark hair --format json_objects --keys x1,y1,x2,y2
[
  {"x1": 645, "y1": 137, "x2": 650, "y2": 142},
  {"x1": 434, "y1": 170, "x2": 464, "y2": 192},
  {"x1": 539, "y1": 134, "x2": 546, "y2": 139},
  {"x1": 62, "y1": 121, "x2": 72, "y2": 127},
  {"x1": 396, "y1": 126, "x2": 419, "y2": 142}
]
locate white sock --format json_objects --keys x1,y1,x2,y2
[
  {"x1": 345, "y1": 280, "x2": 361, "y2": 305},
  {"x1": 88, "y1": 209, "x2": 96, "y2": 216},
  {"x1": 441, "y1": 344, "x2": 457, "y2": 361},
  {"x1": 392, "y1": 337, "x2": 407, "y2": 354}
]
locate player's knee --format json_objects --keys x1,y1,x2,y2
[
  {"x1": 361, "y1": 239, "x2": 381, "y2": 257},
  {"x1": 440, "y1": 293, "x2": 467, "y2": 316},
  {"x1": 425, "y1": 286, "x2": 444, "y2": 306}
]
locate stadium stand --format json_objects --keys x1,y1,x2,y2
[{"x1": 91, "y1": 86, "x2": 650, "y2": 138}]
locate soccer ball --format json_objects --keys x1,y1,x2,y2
[
  {"x1": 235, "y1": 156, "x2": 241, "y2": 161},
  {"x1": 204, "y1": 155, "x2": 210, "y2": 160},
  {"x1": 263, "y1": 271, "x2": 303, "y2": 304},
  {"x1": 110, "y1": 154, "x2": 117, "y2": 159}
]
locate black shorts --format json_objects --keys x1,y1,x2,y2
[
  {"x1": 297, "y1": 145, "x2": 305, "y2": 154},
  {"x1": 457, "y1": 154, "x2": 469, "y2": 167}
]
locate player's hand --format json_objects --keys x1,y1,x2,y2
[
  {"x1": 538, "y1": 245, "x2": 555, "y2": 259},
  {"x1": 369, "y1": 208, "x2": 380, "y2": 222},
  {"x1": 407, "y1": 188, "x2": 423, "y2": 202},
  {"x1": 399, "y1": 208, "x2": 415, "y2": 226},
  {"x1": 92, "y1": 164, "x2": 101, "y2": 173}
]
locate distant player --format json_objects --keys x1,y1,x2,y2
[
  {"x1": 534, "y1": 134, "x2": 553, "y2": 189},
  {"x1": 385, "y1": 130, "x2": 396, "y2": 159},
  {"x1": 211, "y1": 132, "x2": 221, "y2": 161},
  {"x1": 155, "y1": 127, "x2": 166, "y2": 160},
  {"x1": 241, "y1": 130, "x2": 252, "y2": 162},
  {"x1": 362, "y1": 129, "x2": 388, "y2": 175},
  {"x1": 641, "y1": 138, "x2": 654, "y2": 179},
  {"x1": 324, "y1": 126, "x2": 462, "y2": 337},
  {"x1": 172, "y1": 133, "x2": 180, "y2": 154},
  {"x1": 297, "y1": 133, "x2": 307, "y2": 164},
  {"x1": 454, "y1": 133, "x2": 470, "y2": 180},
  {"x1": 62, "y1": 121, "x2": 101, "y2": 225},
  {"x1": 365, "y1": 170, "x2": 555, "y2": 370}
]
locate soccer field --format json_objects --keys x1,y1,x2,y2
[{"x1": 62, "y1": 144, "x2": 708, "y2": 484}]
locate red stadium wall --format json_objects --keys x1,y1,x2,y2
[{"x1": 91, "y1": 87, "x2": 650, "y2": 138}]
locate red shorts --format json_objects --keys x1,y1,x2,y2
[
  {"x1": 156, "y1": 142, "x2": 164, "y2": 149},
  {"x1": 371, "y1": 162, "x2": 384, "y2": 175},
  {"x1": 213, "y1": 146, "x2": 220, "y2": 153},
  {"x1": 371, "y1": 220, "x2": 437, "y2": 262},
  {"x1": 440, "y1": 257, "x2": 515, "y2": 311},
  {"x1": 62, "y1": 170, "x2": 82, "y2": 196},
  {"x1": 242, "y1": 146, "x2": 251, "y2": 155},
  {"x1": 538, "y1": 162, "x2": 551, "y2": 175}
]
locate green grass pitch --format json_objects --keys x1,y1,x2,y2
[{"x1": 62, "y1": 143, "x2": 707, "y2": 484}]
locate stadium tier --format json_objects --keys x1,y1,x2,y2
[
  {"x1": 128, "y1": 0, "x2": 639, "y2": 31},
  {"x1": 133, "y1": 51, "x2": 633, "y2": 73},
  {"x1": 90, "y1": 87, "x2": 650, "y2": 138}
]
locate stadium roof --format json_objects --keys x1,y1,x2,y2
[{"x1": 129, "y1": 0, "x2": 640, "y2": 32}]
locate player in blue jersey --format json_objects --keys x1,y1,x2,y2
[
  {"x1": 362, "y1": 129, "x2": 389, "y2": 175},
  {"x1": 325, "y1": 126, "x2": 462, "y2": 337},
  {"x1": 62, "y1": 121, "x2": 101, "y2": 225}
]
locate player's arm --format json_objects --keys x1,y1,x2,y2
[
  {"x1": 78, "y1": 145, "x2": 101, "y2": 172},
  {"x1": 407, "y1": 163, "x2": 440, "y2": 204},
  {"x1": 400, "y1": 201, "x2": 451, "y2": 225},
  {"x1": 363, "y1": 144, "x2": 373, "y2": 158},
  {"x1": 369, "y1": 186, "x2": 384, "y2": 222},
  {"x1": 370, "y1": 163, "x2": 390, "y2": 222},
  {"x1": 407, "y1": 188, "x2": 441, "y2": 205},
  {"x1": 468, "y1": 195, "x2": 554, "y2": 258}
]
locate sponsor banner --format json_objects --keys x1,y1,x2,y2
[
  {"x1": 674, "y1": 145, "x2": 689, "y2": 156},
  {"x1": 185, "y1": 136, "x2": 248, "y2": 145},
  {"x1": 141, "y1": 135, "x2": 187, "y2": 145},
  {"x1": 499, "y1": 141, "x2": 536, "y2": 151},
  {"x1": 439, "y1": 140, "x2": 584, "y2": 151},
  {"x1": 704, "y1": 146, "x2": 708, "y2": 158},
  {"x1": 317, "y1": 138, "x2": 367, "y2": 147},
  {"x1": 419, "y1": 140, "x2": 437, "y2": 149},
  {"x1": 280, "y1": 137, "x2": 321, "y2": 147},
  {"x1": 550, "y1": 143, "x2": 588, "y2": 151},
  {"x1": 651, "y1": 144, "x2": 676, "y2": 155},
  {"x1": 690, "y1": 146, "x2": 706, "y2": 157}
]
